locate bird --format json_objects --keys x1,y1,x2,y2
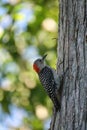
[{"x1": 33, "y1": 54, "x2": 61, "y2": 111}]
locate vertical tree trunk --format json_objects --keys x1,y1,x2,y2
[{"x1": 54, "y1": 0, "x2": 87, "y2": 130}]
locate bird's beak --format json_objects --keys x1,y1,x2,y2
[{"x1": 42, "y1": 54, "x2": 47, "y2": 60}]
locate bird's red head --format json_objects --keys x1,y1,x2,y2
[
  {"x1": 33, "y1": 63, "x2": 40, "y2": 73},
  {"x1": 33, "y1": 54, "x2": 47, "y2": 73}
]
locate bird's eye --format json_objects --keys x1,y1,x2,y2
[{"x1": 39, "y1": 60, "x2": 42, "y2": 62}]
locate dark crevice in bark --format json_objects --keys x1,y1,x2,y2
[
  {"x1": 63, "y1": 34, "x2": 65, "y2": 72},
  {"x1": 67, "y1": 1, "x2": 69, "y2": 71},
  {"x1": 83, "y1": 0, "x2": 86, "y2": 68},
  {"x1": 78, "y1": 80, "x2": 81, "y2": 129},
  {"x1": 83, "y1": 33, "x2": 86, "y2": 69}
]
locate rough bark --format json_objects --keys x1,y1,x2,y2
[{"x1": 54, "y1": 0, "x2": 87, "y2": 130}]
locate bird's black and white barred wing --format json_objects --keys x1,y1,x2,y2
[{"x1": 38, "y1": 66, "x2": 60, "y2": 111}]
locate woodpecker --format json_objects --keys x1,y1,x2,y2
[{"x1": 33, "y1": 54, "x2": 61, "y2": 111}]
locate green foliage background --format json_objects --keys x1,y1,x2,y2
[{"x1": 0, "y1": 0, "x2": 58, "y2": 129}]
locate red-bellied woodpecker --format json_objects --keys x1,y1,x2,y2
[{"x1": 33, "y1": 54, "x2": 61, "y2": 111}]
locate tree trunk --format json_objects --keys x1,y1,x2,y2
[{"x1": 54, "y1": 0, "x2": 87, "y2": 130}]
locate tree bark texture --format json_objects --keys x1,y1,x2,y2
[{"x1": 55, "y1": 0, "x2": 87, "y2": 130}]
